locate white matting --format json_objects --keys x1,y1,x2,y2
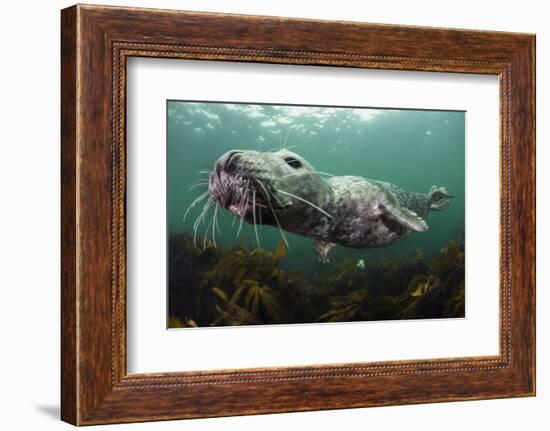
[{"x1": 126, "y1": 58, "x2": 500, "y2": 373}]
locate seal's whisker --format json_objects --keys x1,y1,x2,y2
[
  {"x1": 184, "y1": 191, "x2": 209, "y2": 222},
  {"x1": 190, "y1": 179, "x2": 209, "y2": 186},
  {"x1": 230, "y1": 194, "x2": 239, "y2": 227},
  {"x1": 265, "y1": 187, "x2": 287, "y2": 210},
  {"x1": 193, "y1": 199, "x2": 213, "y2": 247},
  {"x1": 193, "y1": 203, "x2": 210, "y2": 246},
  {"x1": 196, "y1": 198, "x2": 213, "y2": 226},
  {"x1": 255, "y1": 179, "x2": 289, "y2": 249},
  {"x1": 203, "y1": 216, "x2": 214, "y2": 250},
  {"x1": 276, "y1": 189, "x2": 333, "y2": 219},
  {"x1": 234, "y1": 188, "x2": 249, "y2": 239},
  {"x1": 192, "y1": 177, "x2": 210, "y2": 183},
  {"x1": 236, "y1": 215, "x2": 245, "y2": 238},
  {"x1": 211, "y1": 205, "x2": 219, "y2": 247},
  {"x1": 234, "y1": 188, "x2": 247, "y2": 219},
  {"x1": 236, "y1": 196, "x2": 248, "y2": 239},
  {"x1": 252, "y1": 190, "x2": 261, "y2": 248},
  {"x1": 215, "y1": 205, "x2": 222, "y2": 235},
  {"x1": 272, "y1": 194, "x2": 286, "y2": 210},
  {"x1": 188, "y1": 182, "x2": 209, "y2": 192},
  {"x1": 279, "y1": 170, "x2": 334, "y2": 180},
  {"x1": 313, "y1": 171, "x2": 334, "y2": 177},
  {"x1": 281, "y1": 127, "x2": 292, "y2": 149},
  {"x1": 258, "y1": 194, "x2": 263, "y2": 226}
]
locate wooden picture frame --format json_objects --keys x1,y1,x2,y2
[{"x1": 61, "y1": 4, "x2": 535, "y2": 425}]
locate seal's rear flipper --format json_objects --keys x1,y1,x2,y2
[
  {"x1": 429, "y1": 186, "x2": 453, "y2": 211},
  {"x1": 313, "y1": 240, "x2": 336, "y2": 263},
  {"x1": 380, "y1": 202, "x2": 429, "y2": 232}
]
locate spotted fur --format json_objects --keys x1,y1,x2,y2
[{"x1": 208, "y1": 149, "x2": 453, "y2": 261}]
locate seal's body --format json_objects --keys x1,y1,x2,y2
[{"x1": 208, "y1": 149, "x2": 453, "y2": 261}]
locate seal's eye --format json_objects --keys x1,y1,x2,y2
[{"x1": 284, "y1": 157, "x2": 302, "y2": 169}]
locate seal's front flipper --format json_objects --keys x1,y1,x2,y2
[
  {"x1": 313, "y1": 240, "x2": 336, "y2": 263},
  {"x1": 380, "y1": 202, "x2": 429, "y2": 232}
]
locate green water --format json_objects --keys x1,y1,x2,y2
[{"x1": 167, "y1": 101, "x2": 465, "y2": 273}]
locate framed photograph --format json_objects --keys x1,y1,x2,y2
[
  {"x1": 165, "y1": 100, "x2": 465, "y2": 329},
  {"x1": 61, "y1": 4, "x2": 535, "y2": 425}
]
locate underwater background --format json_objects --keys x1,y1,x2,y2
[{"x1": 167, "y1": 101, "x2": 465, "y2": 328}]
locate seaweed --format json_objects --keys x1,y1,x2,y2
[
  {"x1": 398, "y1": 241, "x2": 465, "y2": 319},
  {"x1": 316, "y1": 241, "x2": 465, "y2": 322},
  {"x1": 363, "y1": 249, "x2": 428, "y2": 298},
  {"x1": 333, "y1": 260, "x2": 369, "y2": 294},
  {"x1": 317, "y1": 289, "x2": 370, "y2": 322},
  {"x1": 210, "y1": 288, "x2": 261, "y2": 326},
  {"x1": 167, "y1": 235, "x2": 465, "y2": 327},
  {"x1": 198, "y1": 241, "x2": 315, "y2": 325},
  {"x1": 167, "y1": 233, "x2": 221, "y2": 326},
  {"x1": 168, "y1": 316, "x2": 198, "y2": 328}
]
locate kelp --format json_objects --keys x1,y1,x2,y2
[
  {"x1": 199, "y1": 240, "x2": 287, "y2": 297},
  {"x1": 167, "y1": 234, "x2": 221, "y2": 326},
  {"x1": 168, "y1": 316, "x2": 198, "y2": 328},
  {"x1": 366, "y1": 249, "x2": 429, "y2": 297},
  {"x1": 198, "y1": 241, "x2": 315, "y2": 325},
  {"x1": 323, "y1": 259, "x2": 369, "y2": 295},
  {"x1": 317, "y1": 289, "x2": 370, "y2": 322},
  {"x1": 210, "y1": 288, "x2": 261, "y2": 326},
  {"x1": 398, "y1": 241, "x2": 465, "y2": 319},
  {"x1": 168, "y1": 236, "x2": 465, "y2": 327},
  {"x1": 317, "y1": 241, "x2": 465, "y2": 323}
]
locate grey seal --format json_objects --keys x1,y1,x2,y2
[{"x1": 207, "y1": 149, "x2": 453, "y2": 262}]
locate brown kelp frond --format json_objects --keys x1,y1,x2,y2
[
  {"x1": 398, "y1": 241, "x2": 465, "y2": 319},
  {"x1": 199, "y1": 241, "x2": 296, "y2": 325},
  {"x1": 315, "y1": 240, "x2": 465, "y2": 323},
  {"x1": 211, "y1": 287, "x2": 261, "y2": 326},
  {"x1": 168, "y1": 316, "x2": 199, "y2": 328},
  {"x1": 444, "y1": 279, "x2": 465, "y2": 317},
  {"x1": 408, "y1": 274, "x2": 441, "y2": 297},
  {"x1": 431, "y1": 240, "x2": 465, "y2": 281},
  {"x1": 274, "y1": 240, "x2": 287, "y2": 263},
  {"x1": 241, "y1": 279, "x2": 284, "y2": 321},
  {"x1": 168, "y1": 234, "x2": 221, "y2": 326},
  {"x1": 168, "y1": 316, "x2": 184, "y2": 328},
  {"x1": 169, "y1": 237, "x2": 465, "y2": 326},
  {"x1": 317, "y1": 289, "x2": 370, "y2": 322},
  {"x1": 377, "y1": 256, "x2": 429, "y2": 297},
  {"x1": 317, "y1": 259, "x2": 369, "y2": 295}
]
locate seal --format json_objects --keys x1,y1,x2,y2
[{"x1": 206, "y1": 148, "x2": 453, "y2": 262}]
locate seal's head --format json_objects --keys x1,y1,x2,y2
[{"x1": 208, "y1": 149, "x2": 332, "y2": 227}]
